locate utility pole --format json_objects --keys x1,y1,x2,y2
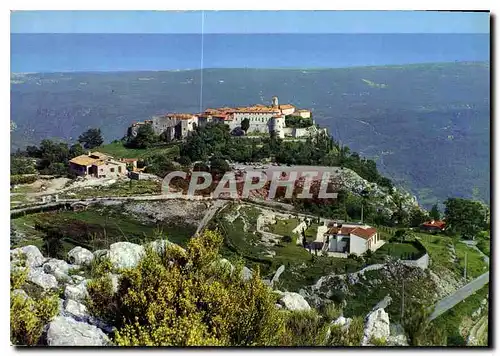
[
  {"x1": 361, "y1": 203, "x2": 364, "y2": 224},
  {"x1": 464, "y1": 252, "x2": 468, "y2": 281},
  {"x1": 401, "y1": 279, "x2": 405, "y2": 321}
]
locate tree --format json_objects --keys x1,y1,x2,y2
[
  {"x1": 87, "y1": 230, "x2": 286, "y2": 346},
  {"x1": 409, "y1": 207, "x2": 429, "y2": 227},
  {"x1": 444, "y1": 198, "x2": 489, "y2": 240},
  {"x1": 78, "y1": 128, "x2": 104, "y2": 149},
  {"x1": 177, "y1": 156, "x2": 192, "y2": 168},
  {"x1": 241, "y1": 118, "x2": 250, "y2": 133},
  {"x1": 69, "y1": 143, "x2": 85, "y2": 158},
  {"x1": 10, "y1": 157, "x2": 36, "y2": 175},
  {"x1": 144, "y1": 154, "x2": 178, "y2": 177},
  {"x1": 429, "y1": 204, "x2": 441, "y2": 221},
  {"x1": 128, "y1": 124, "x2": 157, "y2": 149},
  {"x1": 210, "y1": 157, "x2": 230, "y2": 176}
]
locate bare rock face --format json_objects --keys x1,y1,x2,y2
[
  {"x1": 45, "y1": 316, "x2": 111, "y2": 346},
  {"x1": 278, "y1": 292, "x2": 311, "y2": 311},
  {"x1": 63, "y1": 299, "x2": 89, "y2": 322},
  {"x1": 241, "y1": 266, "x2": 253, "y2": 282},
  {"x1": 43, "y1": 259, "x2": 70, "y2": 275},
  {"x1": 43, "y1": 259, "x2": 72, "y2": 284},
  {"x1": 362, "y1": 308, "x2": 391, "y2": 346},
  {"x1": 11, "y1": 245, "x2": 45, "y2": 269},
  {"x1": 107, "y1": 242, "x2": 145, "y2": 270},
  {"x1": 27, "y1": 267, "x2": 59, "y2": 290},
  {"x1": 64, "y1": 281, "x2": 89, "y2": 302},
  {"x1": 67, "y1": 247, "x2": 94, "y2": 266},
  {"x1": 271, "y1": 265, "x2": 285, "y2": 285}
]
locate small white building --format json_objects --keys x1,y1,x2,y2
[
  {"x1": 325, "y1": 224, "x2": 382, "y2": 255},
  {"x1": 296, "y1": 109, "x2": 312, "y2": 119}
]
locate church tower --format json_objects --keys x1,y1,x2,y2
[{"x1": 272, "y1": 96, "x2": 279, "y2": 108}]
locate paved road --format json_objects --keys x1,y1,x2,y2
[
  {"x1": 195, "y1": 200, "x2": 228, "y2": 235},
  {"x1": 460, "y1": 240, "x2": 490, "y2": 264},
  {"x1": 429, "y1": 271, "x2": 489, "y2": 321}
]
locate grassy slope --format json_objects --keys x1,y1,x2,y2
[
  {"x1": 11, "y1": 204, "x2": 195, "y2": 254},
  {"x1": 96, "y1": 141, "x2": 180, "y2": 159}
]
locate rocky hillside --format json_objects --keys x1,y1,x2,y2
[{"x1": 11, "y1": 240, "x2": 413, "y2": 346}]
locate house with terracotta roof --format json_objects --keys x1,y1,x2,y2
[
  {"x1": 420, "y1": 220, "x2": 446, "y2": 233},
  {"x1": 324, "y1": 223, "x2": 383, "y2": 255},
  {"x1": 69, "y1": 152, "x2": 127, "y2": 178}
]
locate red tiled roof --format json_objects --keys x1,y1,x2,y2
[
  {"x1": 165, "y1": 113, "x2": 196, "y2": 120},
  {"x1": 422, "y1": 220, "x2": 446, "y2": 229},
  {"x1": 325, "y1": 226, "x2": 357, "y2": 235},
  {"x1": 351, "y1": 227, "x2": 377, "y2": 240}
]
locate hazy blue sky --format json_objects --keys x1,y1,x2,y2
[{"x1": 11, "y1": 10, "x2": 489, "y2": 34}]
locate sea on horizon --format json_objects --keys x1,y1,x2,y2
[{"x1": 11, "y1": 33, "x2": 490, "y2": 73}]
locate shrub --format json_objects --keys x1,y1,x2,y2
[
  {"x1": 281, "y1": 235, "x2": 292, "y2": 243},
  {"x1": 327, "y1": 316, "x2": 364, "y2": 346},
  {"x1": 10, "y1": 256, "x2": 59, "y2": 346},
  {"x1": 10, "y1": 174, "x2": 37, "y2": 185},
  {"x1": 279, "y1": 309, "x2": 330, "y2": 346},
  {"x1": 87, "y1": 231, "x2": 286, "y2": 346}
]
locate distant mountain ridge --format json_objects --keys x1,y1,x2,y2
[{"x1": 10, "y1": 61, "x2": 490, "y2": 206}]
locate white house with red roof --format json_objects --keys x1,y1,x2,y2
[{"x1": 324, "y1": 223, "x2": 383, "y2": 255}]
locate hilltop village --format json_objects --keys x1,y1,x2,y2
[{"x1": 127, "y1": 96, "x2": 326, "y2": 141}]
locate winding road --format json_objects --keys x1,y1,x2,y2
[{"x1": 429, "y1": 271, "x2": 489, "y2": 321}]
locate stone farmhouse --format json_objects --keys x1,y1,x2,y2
[
  {"x1": 127, "y1": 96, "x2": 322, "y2": 141},
  {"x1": 323, "y1": 223, "x2": 383, "y2": 255},
  {"x1": 69, "y1": 152, "x2": 127, "y2": 178}
]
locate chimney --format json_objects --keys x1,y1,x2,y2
[{"x1": 87, "y1": 151, "x2": 91, "y2": 156}]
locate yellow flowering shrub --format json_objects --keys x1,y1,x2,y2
[
  {"x1": 88, "y1": 230, "x2": 286, "y2": 346},
  {"x1": 10, "y1": 255, "x2": 59, "y2": 346}
]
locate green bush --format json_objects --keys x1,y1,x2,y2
[
  {"x1": 10, "y1": 174, "x2": 37, "y2": 185},
  {"x1": 279, "y1": 309, "x2": 329, "y2": 346},
  {"x1": 87, "y1": 231, "x2": 286, "y2": 346},
  {"x1": 10, "y1": 256, "x2": 59, "y2": 346},
  {"x1": 327, "y1": 316, "x2": 364, "y2": 346}
]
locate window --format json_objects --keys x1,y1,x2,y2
[{"x1": 110, "y1": 168, "x2": 115, "y2": 173}]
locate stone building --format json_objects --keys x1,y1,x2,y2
[
  {"x1": 126, "y1": 96, "x2": 316, "y2": 141},
  {"x1": 69, "y1": 152, "x2": 127, "y2": 178}
]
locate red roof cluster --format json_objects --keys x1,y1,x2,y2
[{"x1": 422, "y1": 220, "x2": 446, "y2": 229}]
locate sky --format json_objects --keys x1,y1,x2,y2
[{"x1": 10, "y1": 10, "x2": 490, "y2": 34}]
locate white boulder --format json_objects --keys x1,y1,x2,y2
[
  {"x1": 279, "y1": 292, "x2": 311, "y2": 311},
  {"x1": 68, "y1": 247, "x2": 94, "y2": 266},
  {"x1": 43, "y1": 259, "x2": 70, "y2": 275},
  {"x1": 362, "y1": 308, "x2": 391, "y2": 346},
  {"x1": 11, "y1": 245, "x2": 45, "y2": 269},
  {"x1": 108, "y1": 242, "x2": 144, "y2": 269},
  {"x1": 271, "y1": 265, "x2": 285, "y2": 285},
  {"x1": 63, "y1": 299, "x2": 89, "y2": 322},
  {"x1": 241, "y1": 266, "x2": 253, "y2": 281},
  {"x1": 45, "y1": 316, "x2": 111, "y2": 346},
  {"x1": 27, "y1": 268, "x2": 58, "y2": 290},
  {"x1": 64, "y1": 281, "x2": 89, "y2": 302}
]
